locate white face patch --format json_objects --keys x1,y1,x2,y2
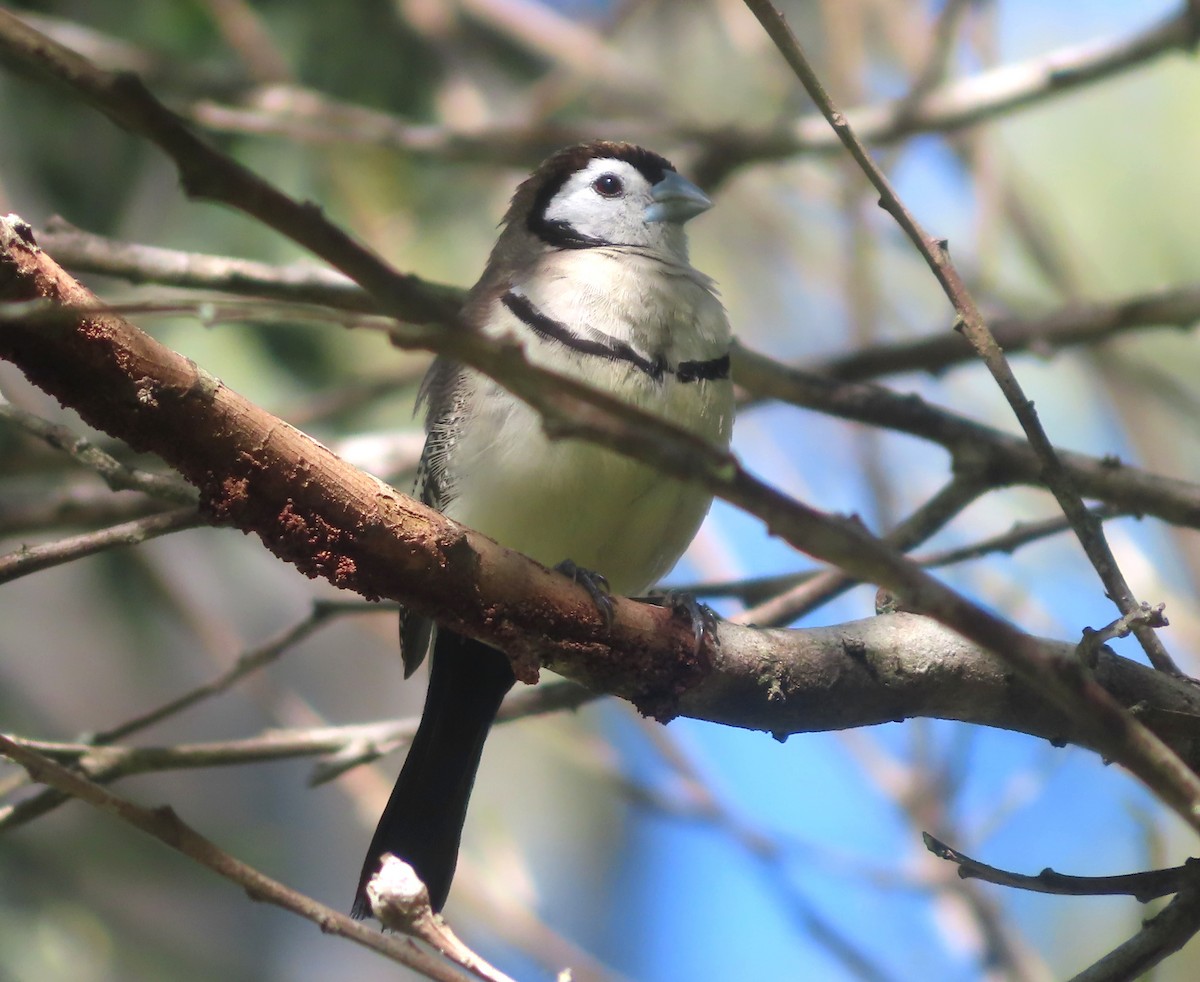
[{"x1": 541, "y1": 158, "x2": 682, "y2": 254}]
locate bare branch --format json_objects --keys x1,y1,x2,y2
[
  {"x1": 38, "y1": 218, "x2": 385, "y2": 313},
  {"x1": 741, "y1": 0, "x2": 1179, "y2": 673},
  {"x1": 42, "y1": 223, "x2": 1200, "y2": 390},
  {"x1": 694, "y1": 5, "x2": 1199, "y2": 184},
  {"x1": 735, "y1": 347, "x2": 1200, "y2": 530},
  {"x1": 0, "y1": 507, "x2": 204, "y2": 584},
  {"x1": 735, "y1": 474, "x2": 983, "y2": 627},
  {"x1": 6, "y1": 209, "x2": 1200, "y2": 852},
  {"x1": 925, "y1": 834, "x2": 1192, "y2": 902},
  {"x1": 0, "y1": 401, "x2": 196, "y2": 503},
  {"x1": 197, "y1": 0, "x2": 292, "y2": 86},
  {"x1": 10, "y1": 607, "x2": 1196, "y2": 836},
  {"x1": 0, "y1": 11, "x2": 461, "y2": 325},
  {"x1": 5, "y1": 615, "x2": 1197, "y2": 803},
  {"x1": 167, "y1": 9, "x2": 1200, "y2": 192},
  {"x1": 1069, "y1": 869, "x2": 1200, "y2": 981},
  {"x1": 6, "y1": 4, "x2": 1197, "y2": 977},
  {"x1": 367, "y1": 857, "x2": 519, "y2": 982},
  {"x1": 816, "y1": 284, "x2": 1200, "y2": 382},
  {"x1": 0, "y1": 679, "x2": 593, "y2": 833},
  {"x1": 95, "y1": 600, "x2": 355, "y2": 743},
  {"x1": 0, "y1": 734, "x2": 471, "y2": 980},
  {"x1": 0, "y1": 482, "x2": 173, "y2": 534},
  {"x1": 695, "y1": 505, "x2": 1128, "y2": 607},
  {"x1": 917, "y1": 506, "x2": 1127, "y2": 569},
  {"x1": 4, "y1": 11, "x2": 1200, "y2": 854}
]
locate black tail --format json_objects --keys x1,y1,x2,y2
[{"x1": 352, "y1": 629, "x2": 516, "y2": 916}]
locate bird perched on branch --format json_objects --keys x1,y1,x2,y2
[{"x1": 353, "y1": 141, "x2": 734, "y2": 917}]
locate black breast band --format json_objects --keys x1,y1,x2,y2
[{"x1": 502, "y1": 292, "x2": 729, "y2": 384}]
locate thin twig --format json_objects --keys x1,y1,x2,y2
[
  {"x1": 694, "y1": 505, "x2": 1129, "y2": 605},
  {"x1": 0, "y1": 482, "x2": 173, "y2": 534},
  {"x1": 734, "y1": 346, "x2": 1200, "y2": 531},
  {"x1": 38, "y1": 218, "x2": 384, "y2": 312},
  {"x1": 891, "y1": 0, "x2": 975, "y2": 116},
  {"x1": 101, "y1": 601, "x2": 360, "y2": 743},
  {"x1": 171, "y1": 9, "x2": 1200, "y2": 193},
  {"x1": 198, "y1": 0, "x2": 292, "y2": 86},
  {"x1": 0, "y1": 507, "x2": 204, "y2": 584},
  {"x1": 0, "y1": 734, "x2": 471, "y2": 980},
  {"x1": 925, "y1": 833, "x2": 1192, "y2": 902},
  {"x1": 1069, "y1": 868, "x2": 1200, "y2": 981},
  {"x1": 917, "y1": 506, "x2": 1128, "y2": 569},
  {"x1": 815, "y1": 283, "x2": 1200, "y2": 382},
  {"x1": 367, "y1": 857, "x2": 519, "y2": 982},
  {"x1": 0, "y1": 677, "x2": 593, "y2": 832},
  {"x1": 734, "y1": 474, "x2": 983, "y2": 627},
  {"x1": 1077, "y1": 604, "x2": 1170, "y2": 669},
  {"x1": 13, "y1": 289, "x2": 1199, "y2": 545},
  {"x1": 0, "y1": 402, "x2": 196, "y2": 503}
]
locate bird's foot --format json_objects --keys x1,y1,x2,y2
[
  {"x1": 635, "y1": 590, "x2": 718, "y2": 656},
  {"x1": 555, "y1": 559, "x2": 614, "y2": 628}
]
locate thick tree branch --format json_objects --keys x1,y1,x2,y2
[
  {"x1": 686, "y1": 614, "x2": 1200, "y2": 767},
  {"x1": 5, "y1": 613, "x2": 1197, "y2": 790},
  {"x1": 0, "y1": 217, "x2": 715, "y2": 707},
  {"x1": 6, "y1": 219, "x2": 1200, "y2": 834},
  {"x1": 3, "y1": 10, "x2": 1200, "y2": 842},
  {"x1": 6, "y1": 5, "x2": 1198, "y2": 979}
]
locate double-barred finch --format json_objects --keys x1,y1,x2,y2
[{"x1": 353, "y1": 141, "x2": 734, "y2": 917}]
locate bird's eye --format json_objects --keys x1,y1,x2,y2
[{"x1": 592, "y1": 174, "x2": 624, "y2": 197}]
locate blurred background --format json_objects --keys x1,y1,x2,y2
[{"x1": 2, "y1": 0, "x2": 1200, "y2": 979}]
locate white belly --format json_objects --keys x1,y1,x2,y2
[{"x1": 445, "y1": 371, "x2": 730, "y2": 595}]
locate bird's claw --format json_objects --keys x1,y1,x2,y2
[
  {"x1": 555, "y1": 559, "x2": 615, "y2": 628},
  {"x1": 637, "y1": 590, "x2": 717, "y2": 656}
]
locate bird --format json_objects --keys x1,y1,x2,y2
[{"x1": 353, "y1": 141, "x2": 734, "y2": 918}]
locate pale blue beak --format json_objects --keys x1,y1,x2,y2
[{"x1": 645, "y1": 171, "x2": 712, "y2": 224}]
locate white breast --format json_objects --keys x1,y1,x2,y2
[{"x1": 443, "y1": 249, "x2": 733, "y2": 595}]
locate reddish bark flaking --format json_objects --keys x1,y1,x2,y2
[
  {"x1": 210, "y1": 476, "x2": 250, "y2": 521},
  {"x1": 1, "y1": 220, "x2": 714, "y2": 708}
]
